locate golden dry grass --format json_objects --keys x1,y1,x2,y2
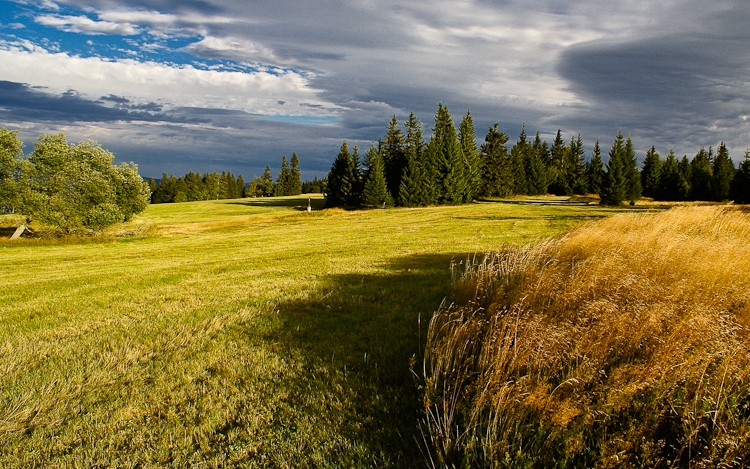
[{"x1": 424, "y1": 206, "x2": 750, "y2": 468}]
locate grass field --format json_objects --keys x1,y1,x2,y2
[{"x1": 0, "y1": 195, "x2": 624, "y2": 467}]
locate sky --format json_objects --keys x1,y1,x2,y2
[{"x1": 0, "y1": 0, "x2": 749, "y2": 179}]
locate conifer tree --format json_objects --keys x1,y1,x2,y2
[
  {"x1": 479, "y1": 123, "x2": 512, "y2": 197},
  {"x1": 549, "y1": 129, "x2": 567, "y2": 195},
  {"x1": 431, "y1": 103, "x2": 465, "y2": 204},
  {"x1": 399, "y1": 113, "x2": 431, "y2": 206},
  {"x1": 730, "y1": 148, "x2": 750, "y2": 204},
  {"x1": 600, "y1": 132, "x2": 627, "y2": 205},
  {"x1": 289, "y1": 153, "x2": 303, "y2": 196},
  {"x1": 237, "y1": 174, "x2": 246, "y2": 198},
  {"x1": 624, "y1": 135, "x2": 642, "y2": 202},
  {"x1": 657, "y1": 148, "x2": 689, "y2": 201},
  {"x1": 689, "y1": 148, "x2": 712, "y2": 200},
  {"x1": 569, "y1": 133, "x2": 587, "y2": 194},
  {"x1": 274, "y1": 156, "x2": 292, "y2": 196},
  {"x1": 348, "y1": 144, "x2": 363, "y2": 206},
  {"x1": 712, "y1": 142, "x2": 735, "y2": 201},
  {"x1": 326, "y1": 140, "x2": 355, "y2": 207},
  {"x1": 640, "y1": 146, "x2": 662, "y2": 198},
  {"x1": 381, "y1": 116, "x2": 405, "y2": 202},
  {"x1": 586, "y1": 140, "x2": 605, "y2": 195},
  {"x1": 458, "y1": 109, "x2": 481, "y2": 202},
  {"x1": 678, "y1": 155, "x2": 692, "y2": 196},
  {"x1": 511, "y1": 125, "x2": 529, "y2": 195},
  {"x1": 525, "y1": 131, "x2": 550, "y2": 195},
  {"x1": 362, "y1": 144, "x2": 393, "y2": 208},
  {"x1": 260, "y1": 166, "x2": 275, "y2": 197}
]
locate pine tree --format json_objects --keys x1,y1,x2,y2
[
  {"x1": 326, "y1": 140, "x2": 355, "y2": 208},
  {"x1": 657, "y1": 148, "x2": 689, "y2": 201},
  {"x1": 600, "y1": 132, "x2": 627, "y2": 205},
  {"x1": 689, "y1": 148, "x2": 712, "y2": 200},
  {"x1": 458, "y1": 109, "x2": 481, "y2": 202},
  {"x1": 479, "y1": 123, "x2": 512, "y2": 197},
  {"x1": 624, "y1": 135, "x2": 642, "y2": 202},
  {"x1": 288, "y1": 153, "x2": 302, "y2": 196},
  {"x1": 586, "y1": 141, "x2": 605, "y2": 195},
  {"x1": 381, "y1": 116, "x2": 405, "y2": 202},
  {"x1": 712, "y1": 142, "x2": 735, "y2": 201},
  {"x1": 730, "y1": 148, "x2": 750, "y2": 204},
  {"x1": 362, "y1": 144, "x2": 393, "y2": 208},
  {"x1": 640, "y1": 146, "x2": 662, "y2": 198}
]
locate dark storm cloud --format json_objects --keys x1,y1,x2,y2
[{"x1": 0, "y1": 80, "x2": 193, "y2": 123}]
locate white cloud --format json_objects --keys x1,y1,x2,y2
[
  {"x1": 35, "y1": 14, "x2": 138, "y2": 35},
  {"x1": 0, "y1": 41, "x2": 339, "y2": 117}
]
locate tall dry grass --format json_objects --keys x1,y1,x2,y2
[{"x1": 423, "y1": 206, "x2": 750, "y2": 468}]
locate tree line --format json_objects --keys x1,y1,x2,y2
[
  {"x1": 0, "y1": 128, "x2": 150, "y2": 234},
  {"x1": 149, "y1": 153, "x2": 328, "y2": 204},
  {"x1": 326, "y1": 104, "x2": 750, "y2": 208}
]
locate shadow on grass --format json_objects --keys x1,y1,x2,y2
[
  {"x1": 227, "y1": 195, "x2": 326, "y2": 211},
  {"x1": 268, "y1": 252, "x2": 469, "y2": 467}
]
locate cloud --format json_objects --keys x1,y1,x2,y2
[
  {"x1": 0, "y1": 40, "x2": 338, "y2": 117},
  {"x1": 35, "y1": 14, "x2": 138, "y2": 35}
]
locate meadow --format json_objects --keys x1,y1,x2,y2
[
  {"x1": 424, "y1": 205, "x2": 750, "y2": 468},
  {"x1": 0, "y1": 195, "x2": 623, "y2": 467}
]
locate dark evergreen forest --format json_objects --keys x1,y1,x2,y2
[
  {"x1": 326, "y1": 103, "x2": 750, "y2": 207},
  {"x1": 149, "y1": 102, "x2": 750, "y2": 206}
]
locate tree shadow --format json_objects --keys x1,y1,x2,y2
[
  {"x1": 227, "y1": 195, "x2": 326, "y2": 211},
  {"x1": 265, "y1": 252, "x2": 470, "y2": 467}
]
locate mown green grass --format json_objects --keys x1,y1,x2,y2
[{"x1": 0, "y1": 196, "x2": 624, "y2": 468}]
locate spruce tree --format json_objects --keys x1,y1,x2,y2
[
  {"x1": 600, "y1": 132, "x2": 627, "y2": 205},
  {"x1": 586, "y1": 140, "x2": 605, "y2": 195},
  {"x1": 348, "y1": 144, "x2": 363, "y2": 206},
  {"x1": 689, "y1": 148, "x2": 712, "y2": 201},
  {"x1": 362, "y1": 144, "x2": 393, "y2": 208},
  {"x1": 458, "y1": 109, "x2": 481, "y2": 202},
  {"x1": 479, "y1": 123, "x2": 512, "y2": 197},
  {"x1": 569, "y1": 133, "x2": 587, "y2": 194},
  {"x1": 525, "y1": 131, "x2": 550, "y2": 195},
  {"x1": 730, "y1": 148, "x2": 750, "y2": 204},
  {"x1": 275, "y1": 156, "x2": 291, "y2": 196},
  {"x1": 511, "y1": 125, "x2": 529, "y2": 195},
  {"x1": 260, "y1": 166, "x2": 274, "y2": 197},
  {"x1": 678, "y1": 155, "x2": 692, "y2": 197},
  {"x1": 289, "y1": 153, "x2": 303, "y2": 196},
  {"x1": 657, "y1": 148, "x2": 689, "y2": 201},
  {"x1": 549, "y1": 129, "x2": 567, "y2": 195},
  {"x1": 712, "y1": 142, "x2": 735, "y2": 201},
  {"x1": 381, "y1": 116, "x2": 405, "y2": 202},
  {"x1": 624, "y1": 135, "x2": 642, "y2": 202},
  {"x1": 326, "y1": 140, "x2": 354, "y2": 208},
  {"x1": 399, "y1": 113, "x2": 430, "y2": 206},
  {"x1": 431, "y1": 103, "x2": 465, "y2": 204},
  {"x1": 237, "y1": 175, "x2": 246, "y2": 198},
  {"x1": 640, "y1": 146, "x2": 662, "y2": 198}
]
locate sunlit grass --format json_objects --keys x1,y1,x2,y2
[
  {"x1": 1, "y1": 195, "x2": 624, "y2": 467},
  {"x1": 424, "y1": 205, "x2": 750, "y2": 468}
]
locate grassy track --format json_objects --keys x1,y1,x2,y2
[{"x1": 0, "y1": 196, "x2": 622, "y2": 468}]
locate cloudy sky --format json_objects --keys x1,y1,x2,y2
[{"x1": 1, "y1": 0, "x2": 748, "y2": 179}]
